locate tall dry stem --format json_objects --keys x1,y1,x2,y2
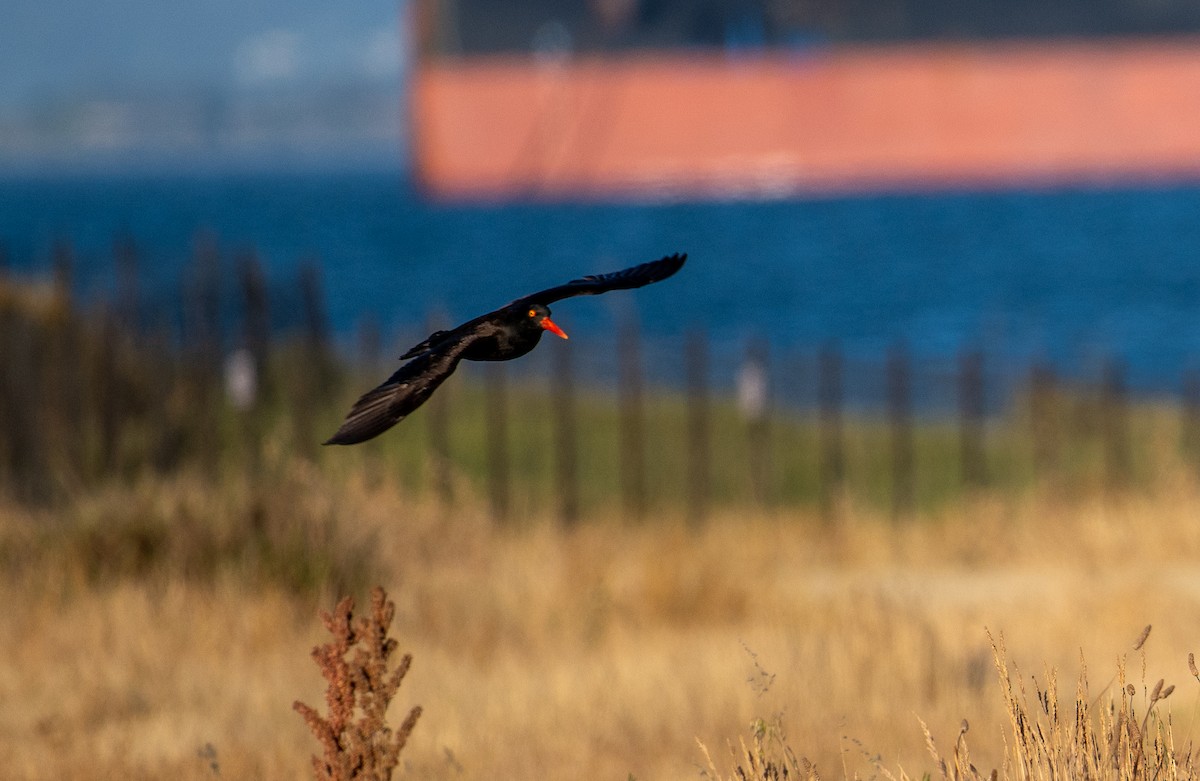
[{"x1": 294, "y1": 586, "x2": 422, "y2": 781}]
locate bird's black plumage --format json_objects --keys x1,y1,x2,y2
[{"x1": 325, "y1": 253, "x2": 686, "y2": 445}]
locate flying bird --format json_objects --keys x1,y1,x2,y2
[{"x1": 324, "y1": 252, "x2": 687, "y2": 445}]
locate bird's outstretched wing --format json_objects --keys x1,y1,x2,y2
[
  {"x1": 325, "y1": 338, "x2": 474, "y2": 445},
  {"x1": 515, "y1": 253, "x2": 686, "y2": 307},
  {"x1": 398, "y1": 253, "x2": 687, "y2": 359}
]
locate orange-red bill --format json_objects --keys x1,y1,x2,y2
[{"x1": 540, "y1": 316, "x2": 568, "y2": 339}]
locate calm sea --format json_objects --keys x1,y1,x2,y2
[{"x1": 2, "y1": 171, "x2": 1200, "y2": 399}]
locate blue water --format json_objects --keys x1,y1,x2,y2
[{"x1": 2, "y1": 171, "x2": 1200, "y2": 397}]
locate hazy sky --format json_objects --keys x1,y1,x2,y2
[{"x1": 0, "y1": 0, "x2": 407, "y2": 108}]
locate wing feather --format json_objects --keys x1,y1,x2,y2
[
  {"x1": 516, "y1": 253, "x2": 686, "y2": 307},
  {"x1": 324, "y1": 342, "x2": 470, "y2": 445}
]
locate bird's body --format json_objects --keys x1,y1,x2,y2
[{"x1": 325, "y1": 253, "x2": 686, "y2": 445}]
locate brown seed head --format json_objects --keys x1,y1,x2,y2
[{"x1": 1134, "y1": 625, "x2": 1151, "y2": 651}]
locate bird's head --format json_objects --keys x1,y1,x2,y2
[{"x1": 524, "y1": 304, "x2": 568, "y2": 340}]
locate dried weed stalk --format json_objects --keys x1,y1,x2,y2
[
  {"x1": 703, "y1": 627, "x2": 1200, "y2": 781},
  {"x1": 917, "y1": 628, "x2": 1194, "y2": 781},
  {"x1": 294, "y1": 586, "x2": 422, "y2": 781},
  {"x1": 697, "y1": 648, "x2": 819, "y2": 781},
  {"x1": 697, "y1": 715, "x2": 820, "y2": 781}
]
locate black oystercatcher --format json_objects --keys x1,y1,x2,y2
[{"x1": 325, "y1": 253, "x2": 686, "y2": 445}]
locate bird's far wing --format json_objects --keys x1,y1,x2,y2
[
  {"x1": 400, "y1": 327, "x2": 453, "y2": 360},
  {"x1": 325, "y1": 336, "x2": 476, "y2": 445},
  {"x1": 400, "y1": 305, "x2": 508, "y2": 359},
  {"x1": 516, "y1": 253, "x2": 687, "y2": 307}
]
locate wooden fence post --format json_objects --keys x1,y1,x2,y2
[
  {"x1": 51, "y1": 238, "x2": 73, "y2": 306},
  {"x1": 888, "y1": 343, "x2": 915, "y2": 520},
  {"x1": 283, "y1": 261, "x2": 331, "y2": 457},
  {"x1": 234, "y1": 250, "x2": 270, "y2": 464},
  {"x1": 739, "y1": 337, "x2": 771, "y2": 507},
  {"x1": 958, "y1": 348, "x2": 986, "y2": 488},
  {"x1": 1182, "y1": 368, "x2": 1200, "y2": 464},
  {"x1": 554, "y1": 340, "x2": 580, "y2": 526},
  {"x1": 186, "y1": 232, "x2": 223, "y2": 474},
  {"x1": 1029, "y1": 362, "x2": 1058, "y2": 484},
  {"x1": 1102, "y1": 358, "x2": 1130, "y2": 493},
  {"x1": 236, "y1": 249, "x2": 270, "y2": 403},
  {"x1": 5, "y1": 314, "x2": 48, "y2": 500},
  {"x1": 618, "y1": 315, "x2": 645, "y2": 522},
  {"x1": 423, "y1": 314, "x2": 453, "y2": 510},
  {"x1": 113, "y1": 231, "x2": 140, "y2": 335},
  {"x1": 818, "y1": 342, "x2": 845, "y2": 521},
  {"x1": 686, "y1": 330, "x2": 709, "y2": 526},
  {"x1": 358, "y1": 315, "x2": 382, "y2": 372},
  {"x1": 486, "y1": 362, "x2": 510, "y2": 523},
  {"x1": 0, "y1": 306, "x2": 25, "y2": 493},
  {"x1": 298, "y1": 259, "x2": 335, "y2": 399},
  {"x1": 47, "y1": 239, "x2": 82, "y2": 484},
  {"x1": 91, "y1": 308, "x2": 121, "y2": 479}
]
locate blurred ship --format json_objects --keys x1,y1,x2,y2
[{"x1": 409, "y1": 0, "x2": 1200, "y2": 200}]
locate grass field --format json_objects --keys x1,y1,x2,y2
[
  {"x1": 4, "y1": 464, "x2": 1200, "y2": 779},
  {"x1": 4, "y1": 276, "x2": 1200, "y2": 779}
]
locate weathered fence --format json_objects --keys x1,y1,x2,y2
[{"x1": 0, "y1": 233, "x2": 1192, "y2": 523}]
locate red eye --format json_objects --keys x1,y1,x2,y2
[{"x1": 528, "y1": 309, "x2": 537, "y2": 317}]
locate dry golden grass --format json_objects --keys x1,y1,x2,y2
[
  {"x1": 699, "y1": 625, "x2": 1195, "y2": 781},
  {"x1": 5, "y1": 467, "x2": 1200, "y2": 779}
]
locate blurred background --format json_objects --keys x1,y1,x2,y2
[
  {"x1": 5, "y1": 0, "x2": 1200, "y2": 517},
  {"x1": 9, "y1": 3, "x2": 1200, "y2": 780}
]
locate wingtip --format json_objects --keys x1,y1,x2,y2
[
  {"x1": 324, "y1": 427, "x2": 372, "y2": 446},
  {"x1": 661, "y1": 251, "x2": 687, "y2": 274},
  {"x1": 323, "y1": 429, "x2": 358, "y2": 446}
]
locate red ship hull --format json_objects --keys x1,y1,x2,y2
[{"x1": 413, "y1": 40, "x2": 1200, "y2": 199}]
